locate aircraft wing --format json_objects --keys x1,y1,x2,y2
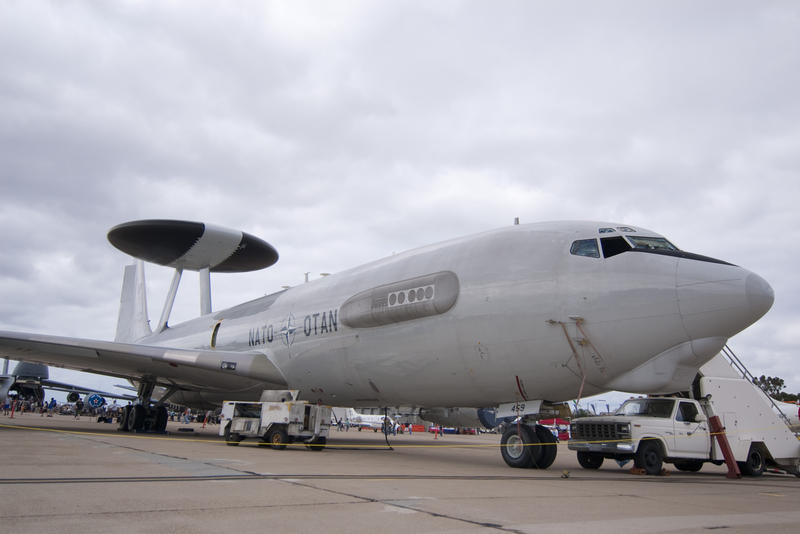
[
  {"x1": 0, "y1": 330, "x2": 287, "y2": 394},
  {"x1": 38, "y1": 379, "x2": 137, "y2": 402}
]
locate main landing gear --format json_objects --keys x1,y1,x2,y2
[
  {"x1": 117, "y1": 404, "x2": 169, "y2": 433},
  {"x1": 116, "y1": 378, "x2": 170, "y2": 433},
  {"x1": 500, "y1": 423, "x2": 558, "y2": 469}
]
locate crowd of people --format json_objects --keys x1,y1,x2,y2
[
  {"x1": 1, "y1": 396, "x2": 225, "y2": 425},
  {"x1": 2, "y1": 396, "x2": 119, "y2": 419}
]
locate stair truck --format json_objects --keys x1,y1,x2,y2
[{"x1": 568, "y1": 353, "x2": 800, "y2": 476}]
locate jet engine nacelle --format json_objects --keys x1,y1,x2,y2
[
  {"x1": 66, "y1": 392, "x2": 106, "y2": 409},
  {"x1": 419, "y1": 407, "x2": 497, "y2": 429}
]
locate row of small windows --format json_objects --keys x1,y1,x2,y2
[
  {"x1": 388, "y1": 285, "x2": 435, "y2": 306},
  {"x1": 570, "y1": 235, "x2": 678, "y2": 259}
]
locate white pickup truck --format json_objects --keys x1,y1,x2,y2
[{"x1": 568, "y1": 355, "x2": 800, "y2": 476}]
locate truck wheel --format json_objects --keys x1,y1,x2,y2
[
  {"x1": 738, "y1": 446, "x2": 765, "y2": 477},
  {"x1": 265, "y1": 425, "x2": 288, "y2": 450},
  {"x1": 635, "y1": 440, "x2": 663, "y2": 475},
  {"x1": 673, "y1": 460, "x2": 703, "y2": 472},
  {"x1": 577, "y1": 451, "x2": 604, "y2": 469},
  {"x1": 307, "y1": 437, "x2": 326, "y2": 451},
  {"x1": 533, "y1": 425, "x2": 558, "y2": 469},
  {"x1": 223, "y1": 423, "x2": 240, "y2": 446},
  {"x1": 501, "y1": 426, "x2": 536, "y2": 468}
]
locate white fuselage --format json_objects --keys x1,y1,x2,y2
[
  {"x1": 346, "y1": 408, "x2": 392, "y2": 429},
  {"x1": 138, "y1": 222, "x2": 773, "y2": 409}
]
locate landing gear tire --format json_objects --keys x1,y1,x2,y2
[
  {"x1": 117, "y1": 405, "x2": 131, "y2": 432},
  {"x1": 264, "y1": 425, "x2": 289, "y2": 450},
  {"x1": 673, "y1": 460, "x2": 704, "y2": 472},
  {"x1": 532, "y1": 425, "x2": 557, "y2": 469},
  {"x1": 154, "y1": 406, "x2": 168, "y2": 433},
  {"x1": 501, "y1": 425, "x2": 536, "y2": 468},
  {"x1": 577, "y1": 451, "x2": 604, "y2": 469},
  {"x1": 738, "y1": 446, "x2": 765, "y2": 477},
  {"x1": 635, "y1": 440, "x2": 663, "y2": 475},
  {"x1": 307, "y1": 437, "x2": 326, "y2": 451},
  {"x1": 127, "y1": 404, "x2": 145, "y2": 432}
]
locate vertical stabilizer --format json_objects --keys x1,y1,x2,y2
[{"x1": 115, "y1": 261, "x2": 152, "y2": 342}]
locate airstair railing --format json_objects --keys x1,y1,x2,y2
[{"x1": 721, "y1": 345, "x2": 794, "y2": 429}]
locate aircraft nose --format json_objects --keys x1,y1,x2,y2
[
  {"x1": 745, "y1": 271, "x2": 775, "y2": 320},
  {"x1": 676, "y1": 259, "x2": 773, "y2": 340}
]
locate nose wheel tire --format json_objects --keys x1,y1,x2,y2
[
  {"x1": 501, "y1": 426, "x2": 537, "y2": 468},
  {"x1": 532, "y1": 425, "x2": 558, "y2": 469}
]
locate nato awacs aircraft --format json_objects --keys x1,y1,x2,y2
[{"x1": 0, "y1": 219, "x2": 774, "y2": 468}]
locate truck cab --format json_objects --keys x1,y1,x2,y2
[
  {"x1": 569, "y1": 397, "x2": 711, "y2": 474},
  {"x1": 569, "y1": 354, "x2": 800, "y2": 477}
]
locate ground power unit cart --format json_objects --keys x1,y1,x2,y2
[{"x1": 220, "y1": 400, "x2": 332, "y2": 450}]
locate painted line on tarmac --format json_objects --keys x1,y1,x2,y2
[{"x1": 0, "y1": 422, "x2": 551, "y2": 449}]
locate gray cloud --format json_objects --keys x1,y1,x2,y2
[{"x1": 1, "y1": 1, "x2": 799, "y2": 398}]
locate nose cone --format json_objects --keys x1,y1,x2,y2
[
  {"x1": 677, "y1": 260, "x2": 773, "y2": 340},
  {"x1": 746, "y1": 272, "x2": 775, "y2": 320}
]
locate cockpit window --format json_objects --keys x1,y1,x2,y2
[
  {"x1": 598, "y1": 227, "x2": 616, "y2": 234},
  {"x1": 570, "y1": 239, "x2": 600, "y2": 258},
  {"x1": 601, "y1": 236, "x2": 631, "y2": 258},
  {"x1": 626, "y1": 236, "x2": 679, "y2": 251}
]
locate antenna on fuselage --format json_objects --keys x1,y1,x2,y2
[{"x1": 108, "y1": 219, "x2": 279, "y2": 331}]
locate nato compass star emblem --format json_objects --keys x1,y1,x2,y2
[{"x1": 280, "y1": 313, "x2": 297, "y2": 347}]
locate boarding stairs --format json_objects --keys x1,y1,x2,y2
[{"x1": 720, "y1": 345, "x2": 795, "y2": 431}]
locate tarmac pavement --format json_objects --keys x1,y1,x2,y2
[{"x1": 2, "y1": 412, "x2": 799, "y2": 533}]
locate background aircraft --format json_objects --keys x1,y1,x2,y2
[
  {"x1": 1, "y1": 360, "x2": 134, "y2": 407},
  {"x1": 0, "y1": 219, "x2": 773, "y2": 468},
  {"x1": 344, "y1": 408, "x2": 394, "y2": 431}
]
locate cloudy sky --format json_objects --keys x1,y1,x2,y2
[{"x1": 1, "y1": 1, "x2": 799, "y2": 404}]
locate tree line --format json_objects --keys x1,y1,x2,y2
[{"x1": 753, "y1": 375, "x2": 798, "y2": 402}]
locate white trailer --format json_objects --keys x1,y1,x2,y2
[
  {"x1": 219, "y1": 400, "x2": 331, "y2": 450},
  {"x1": 568, "y1": 353, "x2": 800, "y2": 476}
]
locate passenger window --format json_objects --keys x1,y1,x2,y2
[
  {"x1": 570, "y1": 239, "x2": 600, "y2": 258},
  {"x1": 601, "y1": 236, "x2": 631, "y2": 258},
  {"x1": 676, "y1": 402, "x2": 699, "y2": 422}
]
